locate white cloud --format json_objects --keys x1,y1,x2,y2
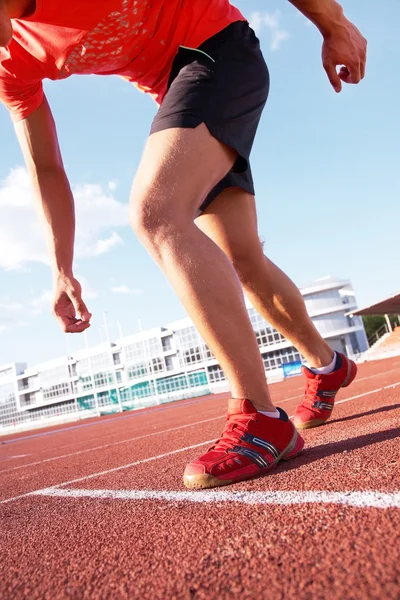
[
  {"x1": 250, "y1": 10, "x2": 291, "y2": 51},
  {"x1": 31, "y1": 289, "x2": 53, "y2": 312},
  {"x1": 111, "y1": 284, "x2": 143, "y2": 296},
  {"x1": 0, "y1": 302, "x2": 23, "y2": 312},
  {"x1": 0, "y1": 301, "x2": 26, "y2": 332},
  {"x1": 108, "y1": 181, "x2": 118, "y2": 191},
  {"x1": 0, "y1": 168, "x2": 129, "y2": 270},
  {"x1": 0, "y1": 316, "x2": 27, "y2": 334},
  {"x1": 270, "y1": 29, "x2": 291, "y2": 51},
  {"x1": 83, "y1": 232, "x2": 124, "y2": 257},
  {"x1": 78, "y1": 276, "x2": 99, "y2": 300}
]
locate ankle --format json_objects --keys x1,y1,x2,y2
[
  {"x1": 251, "y1": 399, "x2": 276, "y2": 412},
  {"x1": 306, "y1": 348, "x2": 335, "y2": 369},
  {"x1": 308, "y1": 351, "x2": 337, "y2": 375}
]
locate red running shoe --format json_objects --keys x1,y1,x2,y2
[
  {"x1": 183, "y1": 399, "x2": 304, "y2": 489},
  {"x1": 293, "y1": 352, "x2": 357, "y2": 430}
]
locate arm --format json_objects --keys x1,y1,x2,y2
[
  {"x1": 14, "y1": 97, "x2": 91, "y2": 332},
  {"x1": 288, "y1": 0, "x2": 367, "y2": 92}
]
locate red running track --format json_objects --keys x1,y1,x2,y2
[{"x1": 0, "y1": 357, "x2": 399, "y2": 599}]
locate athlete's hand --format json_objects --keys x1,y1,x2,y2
[
  {"x1": 322, "y1": 18, "x2": 367, "y2": 93},
  {"x1": 52, "y1": 275, "x2": 92, "y2": 333}
]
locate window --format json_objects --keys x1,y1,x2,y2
[
  {"x1": 208, "y1": 365, "x2": 225, "y2": 383},
  {"x1": 79, "y1": 375, "x2": 93, "y2": 391},
  {"x1": 247, "y1": 308, "x2": 286, "y2": 349},
  {"x1": 40, "y1": 365, "x2": 70, "y2": 387},
  {"x1": 162, "y1": 336, "x2": 173, "y2": 352},
  {"x1": 261, "y1": 347, "x2": 301, "y2": 371},
  {"x1": 124, "y1": 337, "x2": 163, "y2": 365},
  {"x1": 76, "y1": 353, "x2": 112, "y2": 377},
  {"x1": 128, "y1": 362, "x2": 147, "y2": 379},
  {"x1": 93, "y1": 372, "x2": 114, "y2": 388},
  {"x1": 152, "y1": 357, "x2": 165, "y2": 373},
  {"x1": 0, "y1": 382, "x2": 19, "y2": 428},
  {"x1": 42, "y1": 382, "x2": 72, "y2": 400},
  {"x1": 312, "y1": 313, "x2": 347, "y2": 334},
  {"x1": 182, "y1": 347, "x2": 202, "y2": 366}
]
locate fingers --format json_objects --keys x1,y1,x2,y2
[
  {"x1": 65, "y1": 320, "x2": 91, "y2": 334},
  {"x1": 52, "y1": 276, "x2": 92, "y2": 334},
  {"x1": 339, "y1": 63, "x2": 361, "y2": 84},
  {"x1": 323, "y1": 61, "x2": 342, "y2": 93},
  {"x1": 56, "y1": 314, "x2": 91, "y2": 334},
  {"x1": 69, "y1": 286, "x2": 92, "y2": 322}
]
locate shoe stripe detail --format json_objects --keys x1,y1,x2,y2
[
  {"x1": 317, "y1": 390, "x2": 337, "y2": 398},
  {"x1": 241, "y1": 433, "x2": 280, "y2": 459},
  {"x1": 229, "y1": 446, "x2": 271, "y2": 469},
  {"x1": 313, "y1": 401, "x2": 334, "y2": 411},
  {"x1": 252, "y1": 437, "x2": 280, "y2": 459}
]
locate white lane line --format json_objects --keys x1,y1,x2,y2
[
  {"x1": 3, "y1": 366, "x2": 399, "y2": 468},
  {"x1": 0, "y1": 454, "x2": 31, "y2": 461},
  {"x1": 0, "y1": 417, "x2": 223, "y2": 474},
  {"x1": 0, "y1": 439, "x2": 214, "y2": 505},
  {"x1": 334, "y1": 381, "x2": 400, "y2": 407},
  {"x1": 355, "y1": 366, "x2": 400, "y2": 383},
  {"x1": 1, "y1": 379, "x2": 399, "y2": 504},
  {"x1": 0, "y1": 387, "x2": 316, "y2": 474},
  {"x1": 33, "y1": 487, "x2": 400, "y2": 510}
]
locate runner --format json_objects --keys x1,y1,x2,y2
[{"x1": 0, "y1": 0, "x2": 366, "y2": 488}]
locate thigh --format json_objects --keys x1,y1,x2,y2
[
  {"x1": 130, "y1": 124, "x2": 237, "y2": 223},
  {"x1": 195, "y1": 186, "x2": 265, "y2": 263},
  {"x1": 150, "y1": 22, "x2": 269, "y2": 217}
]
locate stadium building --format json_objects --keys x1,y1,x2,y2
[{"x1": 0, "y1": 276, "x2": 368, "y2": 433}]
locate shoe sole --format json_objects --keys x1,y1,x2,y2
[
  {"x1": 294, "y1": 359, "x2": 358, "y2": 431},
  {"x1": 294, "y1": 418, "x2": 327, "y2": 430},
  {"x1": 183, "y1": 430, "x2": 304, "y2": 490}
]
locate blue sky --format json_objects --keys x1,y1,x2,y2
[{"x1": 0, "y1": 0, "x2": 398, "y2": 367}]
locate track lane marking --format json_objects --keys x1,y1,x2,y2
[
  {"x1": 2, "y1": 364, "x2": 399, "y2": 448},
  {"x1": 4, "y1": 379, "x2": 399, "y2": 475},
  {"x1": 1, "y1": 380, "x2": 399, "y2": 504},
  {"x1": 0, "y1": 417, "x2": 224, "y2": 474},
  {"x1": 4, "y1": 375, "x2": 400, "y2": 475},
  {"x1": 0, "y1": 439, "x2": 214, "y2": 504},
  {"x1": 32, "y1": 488, "x2": 400, "y2": 509}
]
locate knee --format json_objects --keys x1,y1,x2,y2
[
  {"x1": 129, "y1": 190, "x2": 182, "y2": 252},
  {"x1": 231, "y1": 249, "x2": 265, "y2": 288}
]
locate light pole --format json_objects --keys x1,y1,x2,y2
[
  {"x1": 103, "y1": 312, "x2": 123, "y2": 413},
  {"x1": 84, "y1": 330, "x2": 100, "y2": 417}
]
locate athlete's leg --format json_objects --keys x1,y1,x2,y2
[
  {"x1": 196, "y1": 187, "x2": 334, "y2": 368},
  {"x1": 130, "y1": 124, "x2": 274, "y2": 412}
]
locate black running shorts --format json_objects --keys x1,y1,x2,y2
[{"x1": 150, "y1": 21, "x2": 270, "y2": 214}]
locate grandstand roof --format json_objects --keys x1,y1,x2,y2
[{"x1": 350, "y1": 293, "x2": 400, "y2": 316}]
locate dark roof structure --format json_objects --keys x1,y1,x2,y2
[{"x1": 350, "y1": 293, "x2": 400, "y2": 316}]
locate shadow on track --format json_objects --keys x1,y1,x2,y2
[
  {"x1": 275, "y1": 427, "x2": 400, "y2": 474},
  {"x1": 329, "y1": 403, "x2": 400, "y2": 425}
]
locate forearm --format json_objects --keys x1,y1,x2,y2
[
  {"x1": 288, "y1": 0, "x2": 346, "y2": 36},
  {"x1": 14, "y1": 98, "x2": 75, "y2": 278},
  {"x1": 30, "y1": 168, "x2": 75, "y2": 278},
  {"x1": 13, "y1": 98, "x2": 90, "y2": 332}
]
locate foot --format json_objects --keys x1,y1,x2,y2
[
  {"x1": 183, "y1": 398, "x2": 304, "y2": 490},
  {"x1": 293, "y1": 352, "x2": 357, "y2": 430}
]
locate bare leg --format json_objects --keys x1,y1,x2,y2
[
  {"x1": 196, "y1": 187, "x2": 334, "y2": 368},
  {"x1": 130, "y1": 125, "x2": 274, "y2": 411}
]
